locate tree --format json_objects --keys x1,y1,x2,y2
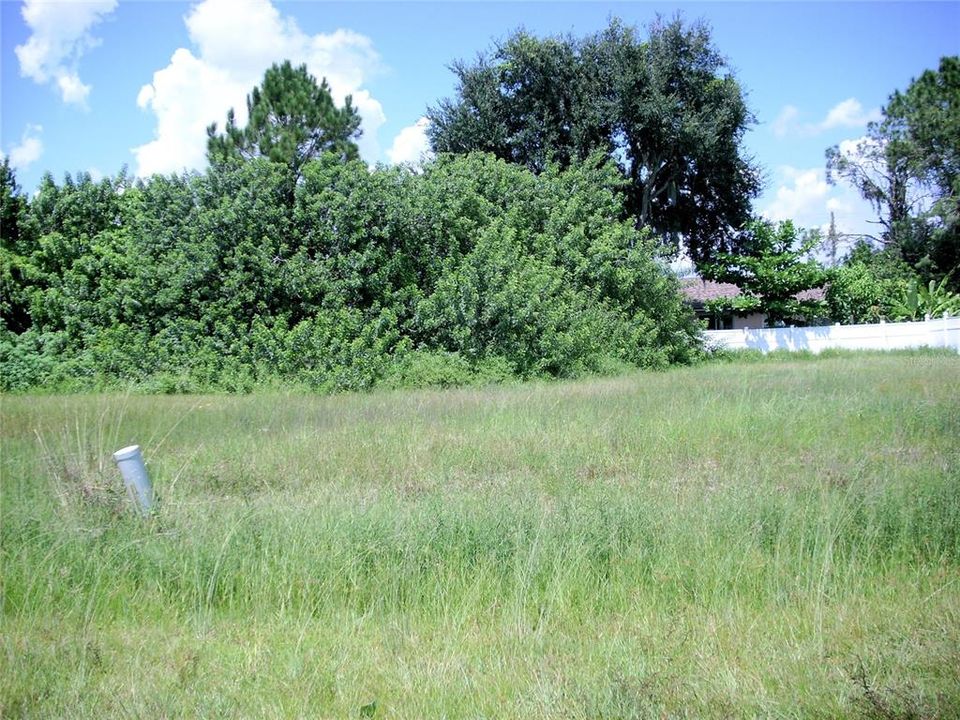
[
  {"x1": 600, "y1": 18, "x2": 759, "y2": 264},
  {"x1": 427, "y1": 17, "x2": 761, "y2": 266},
  {"x1": 825, "y1": 132, "x2": 916, "y2": 248},
  {"x1": 885, "y1": 56, "x2": 959, "y2": 200},
  {"x1": 1, "y1": 158, "x2": 25, "y2": 252},
  {"x1": 1, "y1": 158, "x2": 32, "y2": 332},
  {"x1": 428, "y1": 32, "x2": 583, "y2": 174},
  {"x1": 827, "y1": 56, "x2": 959, "y2": 287},
  {"x1": 700, "y1": 220, "x2": 827, "y2": 327},
  {"x1": 885, "y1": 56, "x2": 959, "y2": 287},
  {"x1": 206, "y1": 61, "x2": 362, "y2": 185},
  {"x1": 824, "y1": 261, "x2": 904, "y2": 324}
]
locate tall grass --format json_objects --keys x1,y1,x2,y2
[{"x1": 2, "y1": 352, "x2": 959, "y2": 718}]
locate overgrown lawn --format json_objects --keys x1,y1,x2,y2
[{"x1": 2, "y1": 352, "x2": 958, "y2": 718}]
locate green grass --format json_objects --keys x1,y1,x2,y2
[{"x1": 2, "y1": 352, "x2": 959, "y2": 718}]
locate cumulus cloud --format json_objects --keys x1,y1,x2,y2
[
  {"x1": 763, "y1": 167, "x2": 831, "y2": 224},
  {"x1": 133, "y1": 0, "x2": 386, "y2": 177},
  {"x1": 821, "y1": 98, "x2": 882, "y2": 130},
  {"x1": 770, "y1": 98, "x2": 882, "y2": 137},
  {"x1": 837, "y1": 134, "x2": 884, "y2": 163},
  {"x1": 8, "y1": 124, "x2": 44, "y2": 170},
  {"x1": 386, "y1": 117, "x2": 433, "y2": 166},
  {"x1": 135, "y1": 49, "x2": 240, "y2": 174},
  {"x1": 762, "y1": 165, "x2": 878, "y2": 241},
  {"x1": 15, "y1": 0, "x2": 118, "y2": 106}
]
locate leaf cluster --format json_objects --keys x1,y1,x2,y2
[
  {"x1": 889, "y1": 275, "x2": 960, "y2": 321},
  {"x1": 824, "y1": 263, "x2": 904, "y2": 325}
]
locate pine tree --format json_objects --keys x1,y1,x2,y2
[{"x1": 206, "y1": 61, "x2": 362, "y2": 183}]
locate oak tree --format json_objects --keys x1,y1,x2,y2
[{"x1": 427, "y1": 17, "x2": 761, "y2": 266}]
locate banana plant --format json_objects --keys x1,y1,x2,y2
[{"x1": 890, "y1": 275, "x2": 960, "y2": 320}]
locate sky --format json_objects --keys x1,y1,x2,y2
[{"x1": 2, "y1": 0, "x2": 959, "y2": 245}]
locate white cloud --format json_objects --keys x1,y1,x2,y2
[
  {"x1": 771, "y1": 105, "x2": 799, "y2": 138},
  {"x1": 821, "y1": 98, "x2": 882, "y2": 130},
  {"x1": 761, "y1": 165, "x2": 879, "y2": 242},
  {"x1": 769, "y1": 98, "x2": 882, "y2": 137},
  {"x1": 838, "y1": 134, "x2": 884, "y2": 162},
  {"x1": 135, "y1": 48, "x2": 241, "y2": 175},
  {"x1": 15, "y1": 0, "x2": 118, "y2": 106},
  {"x1": 763, "y1": 167, "x2": 830, "y2": 224},
  {"x1": 386, "y1": 117, "x2": 433, "y2": 166},
  {"x1": 834, "y1": 135, "x2": 891, "y2": 184},
  {"x1": 8, "y1": 124, "x2": 44, "y2": 170},
  {"x1": 826, "y1": 196, "x2": 852, "y2": 214},
  {"x1": 133, "y1": 0, "x2": 386, "y2": 177},
  {"x1": 838, "y1": 136, "x2": 866, "y2": 157},
  {"x1": 56, "y1": 71, "x2": 92, "y2": 105}
]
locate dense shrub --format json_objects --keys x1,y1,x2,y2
[
  {"x1": 2, "y1": 153, "x2": 701, "y2": 392},
  {"x1": 825, "y1": 262, "x2": 905, "y2": 324}
]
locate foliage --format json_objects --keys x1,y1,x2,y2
[
  {"x1": 884, "y1": 56, "x2": 959, "y2": 203},
  {"x1": 823, "y1": 234, "x2": 960, "y2": 324},
  {"x1": 886, "y1": 56, "x2": 960, "y2": 288},
  {"x1": 825, "y1": 262, "x2": 904, "y2": 324},
  {"x1": 827, "y1": 56, "x2": 959, "y2": 289},
  {"x1": 842, "y1": 239, "x2": 918, "y2": 281},
  {"x1": 427, "y1": 17, "x2": 761, "y2": 267},
  {"x1": 700, "y1": 219, "x2": 828, "y2": 327},
  {"x1": 2, "y1": 153, "x2": 700, "y2": 392},
  {"x1": 1, "y1": 157, "x2": 32, "y2": 333},
  {"x1": 889, "y1": 275, "x2": 960, "y2": 321},
  {"x1": 206, "y1": 61, "x2": 362, "y2": 189}
]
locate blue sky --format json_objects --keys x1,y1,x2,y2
[{"x1": 2, "y1": 0, "x2": 958, "y2": 242}]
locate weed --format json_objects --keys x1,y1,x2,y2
[{"x1": 849, "y1": 658, "x2": 944, "y2": 720}]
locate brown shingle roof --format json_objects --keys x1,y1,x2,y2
[
  {"x1": 680, "y1": 279, "x2": 741, "y2": 302},
  {"x1": 680, "y1": 279, "x2": 826, "y2": 304},
  {"x1": 795, "y1": 287, "x2": 826, "y2": 301}
]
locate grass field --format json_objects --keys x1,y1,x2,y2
[{"x1": 2, "y1": 352, "x2": 959, "y2": 718}]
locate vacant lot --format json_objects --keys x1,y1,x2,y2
[{"x1": 2, "y1": 353, "x2": 959, "y2": 718}]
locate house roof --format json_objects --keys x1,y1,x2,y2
[
  {"x1": 680, "y1": 279, "x2": 741, "y2": 302},
  {"x1": 795, "y1": 287, "x2": 827, "y2": 301},
  {"x1": 680, "y1": 279, "x2": 826, "y2": 304}
]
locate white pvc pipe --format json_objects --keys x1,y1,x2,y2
[{"x1": 113, "y1": 445, "x2": 153, "y2": 515}]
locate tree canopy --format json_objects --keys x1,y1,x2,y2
[
  {"x1": 427, "y1": 17, "x2": 761, "y2": 266},
  {"x1": 700, "y1": 220, "x2": 827, "y2": 328},
  {"x1": 206, "y1": 61, "x2": 362, "y2": 184},
  {"x1": 827, "y1": 55, "x2": 959, "y2": 288},
  {"x1": 1, "y1": 158, "x2": 30, "y2": 333},
  {"x1": 885, "y1": 56, "x2": 959, "y2": 201}
]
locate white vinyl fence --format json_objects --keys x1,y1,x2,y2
[{"x1": 704, "y1": 315, "x2": 960, "y2": 354}]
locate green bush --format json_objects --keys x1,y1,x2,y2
[
  {"x1": 3, "y1": 153, "x2": 701, "y2": 392},
  {"x1": 825, "y1": 262, "x2": 905, "y2": 323}
]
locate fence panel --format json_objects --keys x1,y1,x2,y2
[{"x1": 703, "y1": 316, "x2": 960, "y2": 354}]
